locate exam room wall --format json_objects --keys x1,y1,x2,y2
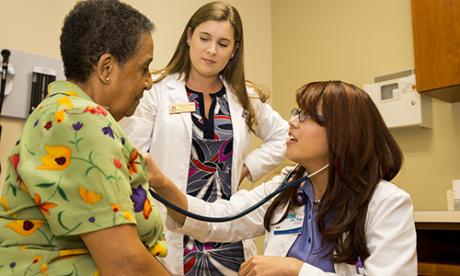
[{"x1": 271, "y1": 0, "x2": 460, "y2": 211}]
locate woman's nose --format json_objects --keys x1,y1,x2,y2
[
  {"x1": 145, "y1": 74, "x2": 153, "y2": 90},
  {"x1": 288, "y1": 116, "x2": 299, "y2": 128},
  {"x1": 206, "y1": 43, "x2": 217, "y2": 55}
]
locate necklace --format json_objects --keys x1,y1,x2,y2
[{"x1": 295, "y1": 192, "x2": 322, "y2": 205}]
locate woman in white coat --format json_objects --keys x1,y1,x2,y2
[
  {"x1": 146, "y1": 80, "x2": 417, "y2": 275},
  {"x1": 121, "y1": 1, "x2": 288, "y2": 275}
]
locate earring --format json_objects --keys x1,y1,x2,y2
[{"x1": 105, "y1": 77, "x2": 110, "y2": 82}]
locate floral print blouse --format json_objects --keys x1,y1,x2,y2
[{"x1": 0, "y1": 81, "x2": 166, "y2": 275}]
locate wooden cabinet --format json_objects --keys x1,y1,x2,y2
[
  {"x1": 414, "y1": 211, "x2": 460, "y2": 275},
  {"x1": 411, "y1": 0, "x2": 460, "y2": 102}
]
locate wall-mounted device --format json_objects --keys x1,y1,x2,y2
[
  {"x1": 363, "y1": 71, "x2": 432, "y2": 129},
  {"x1": 0, "y1": 46, "x2": 64, "y2": 119},
  {"x1": 29, "y1": 66, "x2": 56, "y2": 114},
  {"x1": 0, "y1": 49, "x2": 11, "y2": 115}
]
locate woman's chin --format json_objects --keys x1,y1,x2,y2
[{"x1": 285, "y1": 151, "x2": 299, "y2": 165}]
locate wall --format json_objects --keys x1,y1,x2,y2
[{"x1": 272, "y1": 0, "x2": 460, "y2": 210}]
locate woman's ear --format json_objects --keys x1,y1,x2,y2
[
  {"x1": 96, "y1": 53, "x2": 113, "y2": 84},
  {"x1": 186, "y1": 27, "x2": 192, "y2": 46}
]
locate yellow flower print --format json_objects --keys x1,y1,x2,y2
[
  {"x1": 58, "y1": 248, "x2": 88, "y2": 257},
  {"x1": 150, "y1": 241, "x2": 168, "y2": 257},
  {"x1": 61, "y1": 88, "x2": 77, "y2": 97},
  {"x1": 57, "y1": 96, "x2": 73, "y2": 109},
  {"x1": 37, "y1": 145, "x2": 71, "y2": 170},
  {"x1": 79, "y1": 186, "x2": 103, "y2": 204},
  {"x1": 55, "y1": 110, "x2": 65, "y2": 123},
  {"x1": 1, "y1": 196, "x2": 8, "y2": 211},
  {"x1": 40, "y1": 263, "x2": 48, "y2": 275},
  {"x1": 33, "y1": 193, "x2": 57, "y2": 216},
  {"x1": 5, "y1": 219, "x2": 45, "y2": 236},
  {"x1": 123, "y1": 211, "x2": 134, "y2": 221}
]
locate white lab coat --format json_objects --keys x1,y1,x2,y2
[
  {"x1": 167, "y1": 167, "x2": 418, "y2": 276},
  {"x1": 121, "y1": 73, "x2": 289, "y2": 275}
]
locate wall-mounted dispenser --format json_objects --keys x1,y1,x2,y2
[{"x1": 363, "y1": 71, "x2": 432, "y2": 129}]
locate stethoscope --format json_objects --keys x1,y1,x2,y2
[{"x1": 149, "y1": 163, "x2": 329, "y2": 222}]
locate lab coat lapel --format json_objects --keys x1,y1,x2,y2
[
  {"x1": 224, "y1": 80, "x2": 244, "y2": 190},
  {"x1": 166, "y1": 74, "x2": 193, "y2": 136},
  {"x1": 265, "y1": 203, "x2": 305, "y2": 257}
]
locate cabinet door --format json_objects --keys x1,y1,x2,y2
[{"x1": 411, "y1": 0, "x2": 460, "y2": 100}]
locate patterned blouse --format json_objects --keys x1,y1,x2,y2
[
  {"x1": 183, "y1": 86, "x2": 244, "y2": 276},
  {"x1": 0, "y1": 81, "x2": 166, "y2": 275}
]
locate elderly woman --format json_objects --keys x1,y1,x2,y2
[
  {"x1": 147, "y1": 80, "x2": 417, "y2": 275},
  {"x1": 0, "y1": 0, "x2": 170, "y2": 275}
]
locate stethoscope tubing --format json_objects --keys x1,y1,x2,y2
[{"x1": 149, "y1": 168, "x2": 308, "y2": 223}]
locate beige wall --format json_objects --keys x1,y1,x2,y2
[{"x1": 272, "y1": 0, "x2": 460, "y2": 211}]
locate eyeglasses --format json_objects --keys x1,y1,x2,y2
[
  {"x1": 290, "y1": 108, "x2": 324, "y2": 123},
  {"x1": 290, "y1": 108, "x2": 309, "y2": 122}
]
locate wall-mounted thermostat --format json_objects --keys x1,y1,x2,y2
[{"x1": 364, "y1": 73, "x2": 432, "y2": 129}]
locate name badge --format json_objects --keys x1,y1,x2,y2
[
  {"x1": 273, "y1": 212, "x2": 303, "y2": 235},
  {"x1": 170, "y1": 102, "x2": 196, "y2": 114}
]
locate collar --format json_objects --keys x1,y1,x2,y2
[
  {"x1": 300, "y1": 178, "x2": 315, "y2": 205},
  {"x1": 166, "y1": 72, "x2": 231, "y2": 92},
  {"x1": 47, "y1": 80, "x2": 94, "y2": 103}
]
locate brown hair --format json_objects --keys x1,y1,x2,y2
[
  {"x1": 154, "y1": 1, "x2": 259, "y2": 131},
  {"x1": 264, "y1": 81, "x2": 403, "y2": 264}
]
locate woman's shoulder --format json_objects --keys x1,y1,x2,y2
[
  {"x1": 262, "y1": 165, "x2": 296, "y2": 185},
  {"x1": 149, "y1": 72, "x2": 185, "y2": 95},
  {"x1": 222, "y1": 78, "x2": 269, "y2": 103},
  {"x1": 375, "y1": 180, "x2": 410, "y2": 197},
  {"x1": 245, "y1": 81, "x2": 270, "y2": 103},
  {"x1": 152, "y1": 72, "x2": 183, "y2": 85},
  {"x1": 369, "y1": 180, "x2": 412, "y2": 209}
]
